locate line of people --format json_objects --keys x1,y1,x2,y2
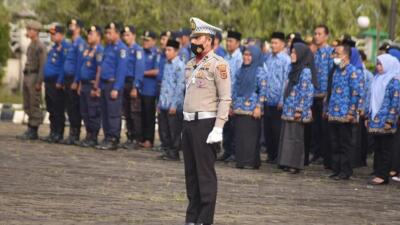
[{"x1": 18, "y1": 19, "x2": 400, "y2": 186}]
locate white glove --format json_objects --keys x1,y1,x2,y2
[{"x1": 206, "y1": 127, "x2": 223, "y2": 144}]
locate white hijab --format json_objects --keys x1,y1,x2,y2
[{"x1": 370, "y1": 54, "x2": 400, "y2": 118}]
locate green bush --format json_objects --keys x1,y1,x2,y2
[{"x1": 0, "y1": 3, "x2": 10, "y2": 85}]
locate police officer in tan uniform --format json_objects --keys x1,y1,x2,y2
[
  {"x1": 17, "y1": 20, "x2": 47, "y2": 140},
  {"x1": 182, "y1": 17, "x2": 231, "y2": 225}
]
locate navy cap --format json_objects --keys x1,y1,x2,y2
[
  {"x1": 215, "y1": 31, "x2": 223, "y2": 40},
  {"x1": 271, "y1": 31, "x2": 285, "y2": 41},
  {"x1": 105, "y1": 22, "x2": 123, "y2": 33},
  {"x1": 180, "y1": 27, "x2": 191, "y2": 36},
  {"x1": 68, "y1": 19, "x2": 84, "y2": 28},
  {"x1": 142, "y1": 30, "x2": 157, "y2": 40},
  {"x1": 49, "y1": 25, "x2": 65, "y2": 34},
  {"x1": 160, "y1": 30, "x2": 172, "y2": 37},
  {"x1": 122, "y1": 25, "x2": 136, "y2": 34},
  {"x1": 88, "y1": 25, "x2": 102, "y2": 36},
  {"x1": 227, "y1": 31, "x2": 242, "y2": 41},
  {"x1": 166, "y1": 39, "x2": 180, "y2": 49}
]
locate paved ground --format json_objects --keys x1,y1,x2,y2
[{"x1": 0, "y1": 122, "x2": 399, "y2": 225}]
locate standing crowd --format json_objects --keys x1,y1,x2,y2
[{"x1": 19, "y1": 19, "x2": 400, "y2": 184}]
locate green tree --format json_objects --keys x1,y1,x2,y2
[{"x1": 0, "y1": 2, "x2": 10, "y2": 84}]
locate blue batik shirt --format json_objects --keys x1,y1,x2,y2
[
  {"x1": 158, "y1": 57, "x2": 185, "y2": 111},
  {"x1": 314, "y1": 45, "x2": 334, "y2": 97},
  {"x1": 224, "y1": 48, "x2": 243, "y2": 87}
]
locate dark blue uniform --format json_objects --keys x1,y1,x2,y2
[
  {"x1": 43, "y1": 39, "x2": 70, "y2": 141},
  {"x1": 123, "y1": 43, "x2": 145, "y2": 146},
  {"x1": 141, "y1": 46, "x2": 160, "y2": 145},
  {"x1": 99, "y1": 39, "x2": 128, "y2": 144},
  {"x1": 79, "y1": 44, "x2": 104, "y2": 144},
  {"x1": 63, "y1": 36, "x2": 86, "y2": 142}
]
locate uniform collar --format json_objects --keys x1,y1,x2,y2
[
  {"x1": 168, "y1": 56, "x2": 179, "y2": 64},
  {"x1": 228, "y1": 48, "x2": 241, "y2": 58}
]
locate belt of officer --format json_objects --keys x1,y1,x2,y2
[
  {"x1": 101, "y1": 79, "x2": 115, "y2": 83},
  {"x1": 183, "y1": 111, "x2": 217, "y2": 121},
  {"x1": 23, "y1": 69, "x2": 38, "y2": 74}
]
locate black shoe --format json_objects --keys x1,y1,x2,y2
[
  {"x1": 334, "y1": 173, "x2": 351, "y2": 181},
  {"x1": 16, "y1": 126, "x2": 38, "y2": 140},
  {"x1": 96, "y1": 138, "x2": 119, "y2": 151},
  {"x1": 40, "y1": 132, "x2": 55, "y2": 142},
  {"x1": 310, "y1": 156, "x2": 322, "y2": 165},
  {"x1": 224, "y1": 155, "x2": 235, "y2": 162},
  {"x1": 122, "y1": 139, "x2": 138, "y2": 150},
  {"x1": 288, "y1": 168, "x2": 300, "y2": 174},
  {"x1": 161, "y1": 150, "x2": 180, "y2": 161},
  {"x1": 329, "y1": 173, "x2": 340, "y2": 179},
  {"x1": 49, "y1": 133, "x2": 63, "y2": 143},
  {"x1": 80, "y1": 133, "x2": 98, "y2": 148},
  {"x1": 266, "y1": 158, "x2": 277, "y2": 164},
  {"x1": 217, "y1": 154, "x2": 230, "y2": 162}
]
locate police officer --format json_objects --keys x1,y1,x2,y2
[
  {"x1": 178, "y1": 27, "x2": 192, "y2": 63},
  {"x1": 157, "y1": 39, "x2": 185, "y2": 161},
  {"x1": 17, "y1": 20, "x2": 47, "y2": 140},
  {"x1": 182, "y1": 18, "x2": 231, "y2": 225},
  {"x1": 61, "y1": 19, "x2": 86, "y2": 145},
  {"x1": 121, "y1": 25, "x2": 145, "y2": 149},
  {"x1": 95, "y1": 22, "x2": 128, "y2": 150},
  {"x1": 41, "y1": 25, "x2": 70, "y2": 143},
  {"x1": 140, "y1": 30, "x2": 160, "y2": 149},
  {"x1": 78, "y1": 25, "x2": 103, "y2": 148}
]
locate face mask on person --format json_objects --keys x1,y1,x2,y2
[
  {"x1": 333, "y1": 57, "x2": 342, "y2": 66},
  {"x1": 191, "y1": 43, "x2": 205, "y2": 56}
]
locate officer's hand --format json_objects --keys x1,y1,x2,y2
[
  {"x1": 71, "y1": 82, "x2": 78, "y2": 91},
  {"x1": 34, "y1": 83, "x2": 42, "y2": 92},
  {"x1": 130, "y1": 88, "x2": 138, "y2": 98},
  {"x1": 56, "y1": 83, "x2": 63, "y2": 89},
  {"x1": 206, "y1": 127, "x2": 223, "y2": 144},
  {"x1": 110, "y1": 90, "x2": 118, "y2": 99},
  {"x1": 384, "y1": 122, "x2": 392, "y2": 130},
  {"x1": 252, "y1": 107, "x2": 261, "y2": 119},
  {"x1": 168, "y1": 108, "x2": 176, "y2": 115}
]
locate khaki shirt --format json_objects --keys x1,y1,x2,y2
[
  {"x1": 183, "y1": 50, "x2": 231, "y2": 128},
  {"x1": 25, "y1": 39, "x2": 47, "y2": 83}
]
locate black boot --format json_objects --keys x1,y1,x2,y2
[
  {"x1": 122, "y1": 133, "x2": 135, "y2": 149},
  {"x1": 80, "y1": 132, "x2": 98, "y2": 148},
  {"x1": 49, "y1": 132, "x2": 63, "y2": 143},
  {"x1": 40, "y1": 131, "x2": 55, "y2": 142},
  {"x1": 161, "y1": 149, "x2": 180, "y2": 161},
  {"x1": 60, "y1": 128, "x2": 80, "y2": 145},
  {"x1": 17, "y1": 125, "x2": 38, "y2": 140},
  {"x1": 96, "y1": 137, "x2": 119, "y2": 151}
]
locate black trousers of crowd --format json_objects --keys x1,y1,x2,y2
[
  {"x1": 222, "y1": 117, "x2": 235, "y2": 157},
  {"x1": 158, "y1": 109, "x2": 183, "y2": 151},
  {"x1": 123, "y1": 80, "x2": 143, "y2": 142},
  {"x1": 141, "y1": 95, "x2": 156, "y2": 144},
  {"x1": 373, "y1": 134, "x2": 395, "y2": 181},
  {"x1": 100, "y1": 81, "x2": 123, "y2": 140},
  {"x1": 45, "y1": 78, "x2": 65, "y2": 136},
  {"x1": 310, "y1": 97, "x2": 331, "y2": 167},
  {"x1": 80, "y1": 82, "x2": 101, "y2": 135},
  {"x1": 182, "y1": 118, "x2": 218, "y2": 224},
  {"x1": 64, "y1": 75, "x2": 82, "y2": 133},
  {"x1": 329, "y1": 122, "x2": 353, "y2": 177},
  {"x1": 264, "y1": 105, "x2": 282, "y2": 161}
]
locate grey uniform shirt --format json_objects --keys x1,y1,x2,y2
[
  {"x1": 183, "y1": 51, "x2": 232, "y2": 128},
  {"x1": 25, "y1": 39, "x2": 47, "y2": 83}
]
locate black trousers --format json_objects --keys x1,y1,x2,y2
[
  {"x1": 391, "y1": 129, "x2": 400, "y2": 173},
  {"x1": 64, "y1": 76, "x2": 81, "y2": 130},
  {"x1": 45, "y1": 80, "x2": 65, "y2": 135},
  {"x1": 158, "y1": 109, "x2": 183, "y2": 151},
  {"x1": 222, "y1": 116, "x2": 235, "y2": 157},
  {"x1": 141, "y1": 95, "x2": 156, "y2": 143},
  {"x1": 123, "y1": 81, "x2": 142, "y2": 142},
  {"x1": 310, "y1": 98, "x2": 331, "y2": 166},
  {"x1": 329, "y1": 122, "x2": 353, "y2": 176},
  {"x1": 80, "y1": 83, "x2": 101, "y2": 135},
  {"x1": 100, "y1": 82, "x2": 123, "y2": 139},
  {"x1": 182, "y1": 118, "x2": 218, "y2": 224},
  {"x1": 264, "y1": 105, "x2": 282, "y2": 161},
  {"x1": 373, "y1": 134, "x2": 395, "y2": 180}
]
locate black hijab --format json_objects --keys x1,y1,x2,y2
[{"x1": 284, "y1": 42, "x2": 317, "y2": 98}]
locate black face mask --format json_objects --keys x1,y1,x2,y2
[{"x1": 191, "y1": 43, "x2": 204, "y2": 55}]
